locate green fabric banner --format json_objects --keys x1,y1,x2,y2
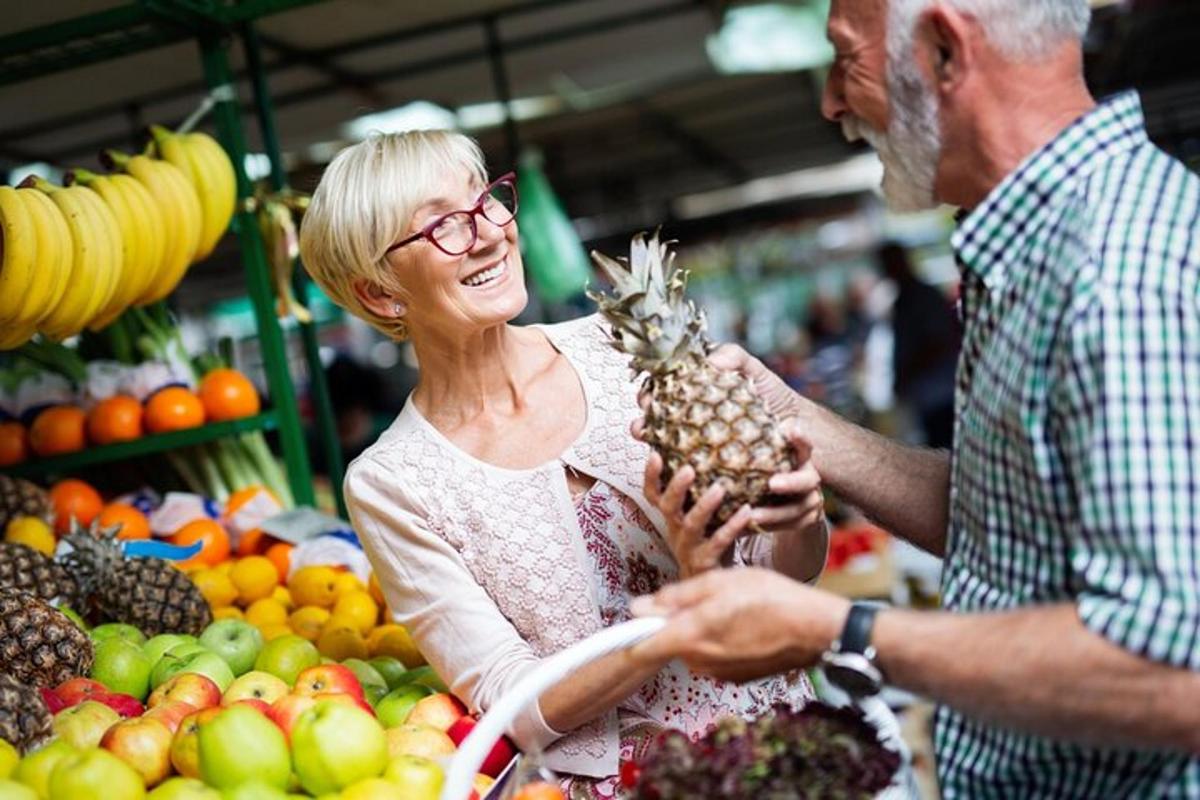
[{"x1": 515, "y1": 152, "x2": 591, "y2": 303}]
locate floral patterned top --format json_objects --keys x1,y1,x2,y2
[{"x1": 561, "y1": 480, "x2": 814, "y2": 798}]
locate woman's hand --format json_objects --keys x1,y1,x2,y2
[
  {"x1": 761, "y1": 423, "x2": 826, "y2": 537},
  {"x1": 643, "y1": 452, "x2": 754, "y2": 580}
]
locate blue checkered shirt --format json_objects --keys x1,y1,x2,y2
[{"x1": 937, "y1": 91, "x2": 1200, "y2": 798}]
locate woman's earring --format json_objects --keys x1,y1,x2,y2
[{"x1": 393, "y1": 303, "x2": 405, "y2": 317}]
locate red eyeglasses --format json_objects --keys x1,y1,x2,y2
[{"x1": 386, "y1": 172, "x2": 518, "y2": 257}]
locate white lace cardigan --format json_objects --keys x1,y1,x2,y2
[{"x1": 344, "y1": 315, "x2": 795, "y2": 777}]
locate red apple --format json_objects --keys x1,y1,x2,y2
[
  {"x1": 221, "y1": 670, "x2": 288, "y2": 707},
  {"x1": 386, "y1": 722, "x2": 456, "y2": 760},
  {"x1": 93, "y1": 691, "x2": 145, "y2": 718},
  {"x1": 39, "y1": 687, "x2": 67, "y2": 714},
  {"x1": 232, "y1": 698, "x2": 271, "y2": 716},
  {"x1": 54, "y1": 677, "x2": 107, "y2": 707},
  {"x1": 148, "y1": 672, "x2": 221, "y2": 711},
  {"x1": 170, "y1": 706, "x2": 222, "y2": 779},
  {"x1": 405, "y1": 692, "x2": 467, "y2": 732},
  {"x1": 292, "y1": 664, "x2": 365, "y2": 702},
  {"x1": 267, "y1": 691, "x2": 368, "y2": 743},
  {"x1": 144, "y1": 700, "x2": 198, "y2": 734},
  {"x1": 101, "y1": 715, "x2": 173, "y2": 787},
  {"x1": 447, "y1": 715, "x2": 517, "y2": 778}
]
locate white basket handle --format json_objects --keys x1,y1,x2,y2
[{"x1": 441, "y1": 617, "x2": 667, "y2": 800}]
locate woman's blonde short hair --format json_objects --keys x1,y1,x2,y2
[{"x1": 299, "y1": 130, "x2": 487, "y2": 340}]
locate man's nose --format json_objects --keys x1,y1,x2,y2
[{"x1": 821, "y1": 67, "x2": 848, "y2": 122}]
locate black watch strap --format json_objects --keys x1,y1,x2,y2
[{"x1": 839, "y1": 602, "x2": 881, "y2": 654}]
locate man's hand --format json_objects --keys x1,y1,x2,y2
[
  {"x1": 630, "y1": 568, "x2": 850, "y2": 682},
  {"x1": 708, "y1": 343, "x2": 803, "y2": 420}
]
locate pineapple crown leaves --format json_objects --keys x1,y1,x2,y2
[
  {"x1": 59, "y1": 518, "x2": 125, "y2": 595},
  {"x1": 588, "y1": 230, "x2": 709, "y2": 373}
]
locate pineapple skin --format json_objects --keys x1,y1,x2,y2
[
  {"x1": 0, "y1": 542, "x2": 84, "y2": 609},
  {"x1": 643, "y1": 355, "x2": 798, "y2": 527},
  {"x1": 0, "y1": 587, "x2": 94, "y2": 688},
  {"x1": 0, "y1": 476, "x2": 52, "y2": 532},
  {"x1": 0, "y1": 673, "x2": 53, "y2": 754}
]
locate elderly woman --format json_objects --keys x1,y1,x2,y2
[{"x1": 299, "y1": 130, "x2": 829, "y2": 796}]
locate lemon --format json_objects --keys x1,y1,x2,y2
[
  {"x1": 4, "y1": 516, "x2": 56, "y2": 555},
  {"x1": 212, "y1": 606, "x2": 245, "y2": 621},
  {"x1": 244, "y1": 597, "x2": 288, "y2": 627},
  {"x1": 288, "y1": 565, "x2": 339, "y2": 608},
  {"x1": 191, "y1": 568, "x2": 238, "y2": 609},
  {"x1": 258, "y1": 623, "x2": 294, "y2": 641},
  {"x1": 214, "y1": 560, "x2": 235, "y2": 577},
  {"x1": 333, "y1": 572, "x2": 364, "y2": 598},
  {"x1": 331, "y1": 590, "x2": 379, "y2": 636},
  {"x1": 317, "y1": 623, "x2": 369, "y2": 661},
  {"x1": 231, "y1": 555, "x2": 279, "y2": 605},
  {"x1": 367, "y1": 623, "x2": 426, "y2": 668},
  {"x1": 289, "y1": 605, "x2": 331, "y2": 642},
  {"x1": 272, "y1": 585, "x2": 293, "y2": 610}
]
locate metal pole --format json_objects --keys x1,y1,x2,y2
[
  {"x1": 482, "y1": 15, "x2": 520, "y2": 168},
  {"x1": 197, "y1": 32, "x2": 315, "y2": 508},
  {"x1": 241, "y1": 22, "x2": 346, "y2": 518}
]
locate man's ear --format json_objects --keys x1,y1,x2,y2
[
  {"x1": 353, "y1": 279, "x2": 404, "y2": 319},
  {"x1": 917, "y1": 5, "x2": 972, "y2": 94}
]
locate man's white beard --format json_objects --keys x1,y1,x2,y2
[{"x1": 841, "y1": 64, "x2": 942, "y2": 212}]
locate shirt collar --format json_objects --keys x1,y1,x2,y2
[{"x1": 951, "y1": 90, "x2": 1148, "y2": 289}]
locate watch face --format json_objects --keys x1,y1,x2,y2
[{"x1": 822, "y1": 654, "x2": 883, "y2": 697}]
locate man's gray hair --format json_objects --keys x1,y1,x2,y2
[{"x1": 889, "y1": 0, "x2": 1091, "y2": 63}]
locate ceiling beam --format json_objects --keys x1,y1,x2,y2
[{"x1": 254, "y1": 30, "x2": 385, "y2": 105}]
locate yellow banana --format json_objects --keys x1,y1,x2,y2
[
  {"x1": 70, "y1": 169, "x2": 142, "y2": 331},
  {"x1": 183, "y1": 131, "x2": 237, "y2": 259},
  {"x1": 74, "y1": 185, "x2": 124, "y2": 330},
  {"x1": 15, "y1": 187, "x2": 71, "y2": 327},
  {"x1": 30, "y1": 179, "x2": 119, "y2": 340},
  {"x1": 0, "y1": 185, "x2": 38, "y2": 325},
  {"x1": 0, "y1": 320, "x2": 38, "y2": 350},
  {"x1": 105, "y1": 150, "x2": 202, "y2": 304},
  {"x1": 112, "y1": 173, "x2": 166, "y2": 306}
]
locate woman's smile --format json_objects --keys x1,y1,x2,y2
[{"x1": 458, "y1": 250, "x2": 510, "y2": 290}]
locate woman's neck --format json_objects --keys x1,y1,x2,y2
[{"x1": 410, "y1": 323, "x2": 544, "y2": 426}]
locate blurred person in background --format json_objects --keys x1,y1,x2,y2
[
  {"x1": 880, "y1": 242, "x2": 958, "y2": 448},
  {"x1": 298, "y1": 130, "x2": 828, "y2": 796},
  {"x1": 634, "y1": 0, "x2": 1200, "y2": 796}
]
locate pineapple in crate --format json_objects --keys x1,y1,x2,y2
[
  {"x1": 589, "y1": 232, "x2": 797, "y2": 528},
  {"x1": 0, "y1": 673, "x2": 54, "y2": 754},
  {"x1": 0, "y1": 475, "x2": 53, "y2": 531},
  {"x1": 0, "y1": 586, "x2": 93, "y2": 687}
]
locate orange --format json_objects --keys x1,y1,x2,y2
[
  {"x1": 513, "y1": 782, "x2": 566, "y2": 800},
  {"x1": 288, "y1": 605, "x2": 331, "y2": 642},
  {"x1": 0, "y1": 421, "x2": 29, "y2": 466},
  {"x1": 199, "y1": 368, "x2": 261, "y2": 422},
  {"x1": 226, "y1": 485, "x2": 278, "y2": 518},
  {"x1": 288, "y1": 565, "x2": 338, "y2": 608},
  {"x1": 367, "y1": 624, "x2": 425, "y2": 668},
  {"x1": 191, "y1": 568, "x2": 238, "y2": 608},
  {"x1": 144, "y1": 387, "x2": 205, "y2": 434},
  {"x1": 331, "y1": 590, "x2": 379, "y2": 636},
  {"x1": 96, "y1": 502, "x2": 150, "y2": 540},
  {"x1": 86, "y1": 395, "x2": 143, "y2": 445},
  {"x1": 48, "y1": 478, "x2": 103, "y2": 534},
  {"x1": 264, "y1": 542, "x2": 293, "y2": 582},
  {"x1": 29, "y1": 405, "x2": 86, "y2": 457},
  {"x1": 230, "y1": 555, "x2": 279, "y2": 604},
  {"x1": 235, "y1": 527, "x2": 280, "y2": 557},
  {"x1": 316, "y1": 624, "x2": 368, "y2": 661},
  {"x1": 245, "y1": 597, "x2": 288, "y2": 628},
  {"x1": 169, "y1": 518, "x2": 231, "y2": 568}
]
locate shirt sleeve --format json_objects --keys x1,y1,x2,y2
[
  {"x1": 1053, "y1": 283, "x2": 1200, "y2": 670},
  {"x1": 344, "y1": 457, "x2": 566, "y2": 751}
]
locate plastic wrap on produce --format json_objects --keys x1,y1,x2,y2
[
  {"x1": 122, "y1": 359, "x2": 196, "y2": 400},
  {"x1": 12, "y1": 371, "x2": 73, "y2": 420},
  {"x1": 149, "y1": 491, "x2": 219, "y2": 536},
  {"x1": 289, "y1": 533, "x2": 371, "y2": 583},
  {"x1": 81, "y1": 360, "x2": 130, "y2": 407}
]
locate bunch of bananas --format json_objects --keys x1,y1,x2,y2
[{"x1": 0, "y1": 127, "x2": 236, "y2": 350}]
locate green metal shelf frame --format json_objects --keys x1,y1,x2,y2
[
  {"x1": 2, "y1": 412, "x2": 277, "y2": 481},
  {"x1": 0, "y1": 0, "x2": 345, "y2": 515}
]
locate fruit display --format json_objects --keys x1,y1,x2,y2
[
  {"x1": 0, "y1": 587, "x2": 94, "y2": 687},
  {"x1": 625, "y1": 703, "x2": 901, "y2": 799},
  {"x1": 590, "y1": 232, "x2": 798, "y2": 528}
]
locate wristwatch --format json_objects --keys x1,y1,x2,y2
[{"x1": 821, "y1": 601, "x2": 885, "y2": 697}]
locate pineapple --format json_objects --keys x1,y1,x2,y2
[
  {"x1": 63, "y1": 522, "x2": 212, "y2": 636},
  {"x1": 0, "y1": 587, "x2": 93, "y2": 688},
  {"x1": 0, "y1": 476, "x2": 52, "y2": 532},
  {"x1": 0, "y1": 673, "x2": 53, "y2": 754},
  {"x1": 0, "y1": 542, "x2": 84, "y2": 608},
  {"x1": 590, "y1": 232, "x2": 797, "y2": 528}
]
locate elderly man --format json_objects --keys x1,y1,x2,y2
[{"x1": 633, "y1": 0, "x2": 1200, "y2": 796}]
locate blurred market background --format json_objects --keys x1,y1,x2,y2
[{"x1": 1, "y1": 2, "x2": 1197, "y2": 795}]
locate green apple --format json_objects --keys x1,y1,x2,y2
[
  {"x1": 166, "y1": 642, "x2": 209, "y2": 661},
  {"x1": 0, "y1": 778, "x2": 38, "y2": 800},
  {"x1": 339, "y1": 777, "x2": 399, "y2": 800},
  {"x1": 363, "y1": 684, "x2": 388, "y2": 708},
  {"x1": 52, "y1": 701, "x2": 121, "y2": 749},
  {"x1": 199, "y1": 620, "x2": 263, "y2": 678},
  {"x1": 48, "y1": 747, "x2": 144, "y2": 800},
  {"x1": 12, "y1": 740, "x2": 75, "y2": 798},
  {"x1": 197, "y1": 706, "x2": 290, "y2": 790},
  {"x1": 290, "y1": 700, "x2": 388, "y2": 795},
  {"x1": 90, "y1": 623, "x2": 146, "y2": 647},
  {"x1": 143, "y1": 635, "x2": 190, "y2": 667},
  {"x1": 91, "y1": 637, "x2": 153, "y2": 700},
  {"x1": 374, "y1": 684, "x2": 433, "y2": 729},
  {"x1": 152, "y1": 651, "x2": 235, "y2": 693},
  {"x1": 253, "y1": 635, "x2": 319, "y2": 686},
  {"x1": 341, "y1": 660, "x2": 386, "y2": 694},
  {"x1": 218, "y1": 780, "x2": 290, "y2": 800},
  {"x1": 383, "y1": 754, "x2": 444, "y2": 800},
  {"x1": 59, "y1": 605, "x2": 89, "y2": 631},
  {"x1": 146, "y1": 777, "x2": 221, "y2": 799},
  {"x1": 366, "y1": 657, "x2": 407, "y2": 691},
  {"x1": 399, "y1": 666, "x2": 448, "y2": 694},
  {"x1": 0, "y1": 738, "x2": 18, "y2": 779}
]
